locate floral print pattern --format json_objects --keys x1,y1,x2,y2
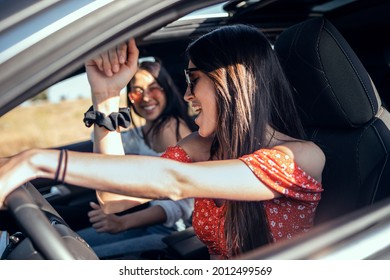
[{"x1": 161, "y1": 146, "x2": 323, "y2": 259}]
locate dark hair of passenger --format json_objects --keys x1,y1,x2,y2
[
  {"x1": 128, "y1": 59, "x2": 197, "y2": 146},
  {"x1": 186, "y1": 24, "x2": 305, "y2": 256}
]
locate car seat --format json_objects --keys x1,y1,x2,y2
[{"x1": 274, "y1": 17, "x2": 390, "y2": 225}]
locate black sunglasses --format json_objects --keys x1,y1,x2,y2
[{"x1": 184, "y1": 67, "x2": 199, "y2": 93}]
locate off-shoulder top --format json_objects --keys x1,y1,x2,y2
[{"x1": 161, "y1": 145, "x2": 323, "y2": 259}]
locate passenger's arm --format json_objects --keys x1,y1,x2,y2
[
  {"x1": 85, "y1": 39, "x2": 150, "y2": 212},
  {"x1": 88, "y1": 202, "x2": 166, "y2": 233},
  {"x1": 150, "y1": 199, "x2": 193, "y2": 228}
]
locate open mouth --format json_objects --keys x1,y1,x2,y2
[
  {"x1": 192, "y1": 105, "x2": 202, "y2": 114},
  {"x1": 142, "y1": 104, "x2": 157, "y2": 111}
]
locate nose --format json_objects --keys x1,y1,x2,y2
[
  {"x1": 142, "y1": 89, "x2": 151, "y2": 102},
  {"x1": 184, "y1": 86, "x2": 193, "y2": 102}
]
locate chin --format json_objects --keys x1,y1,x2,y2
[
  {"x1": 198, "y1": 128, "x2": 212, "y2": 138},
  {"x1": 143, "y1": 111, "x2": 160, "y2": 121}
]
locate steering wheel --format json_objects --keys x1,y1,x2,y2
[{"x1": 2, "y1": 182, "x2": 98, "y2": 260}]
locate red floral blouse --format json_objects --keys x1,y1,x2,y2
[{"x1": 161, "y1": 145, "x2": 323, "y2": 259}]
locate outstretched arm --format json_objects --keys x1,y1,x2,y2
[{"x1": 0, "y1": 148, "x2": 281, "y2": 211}]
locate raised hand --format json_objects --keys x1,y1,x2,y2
[{"x1": 85, "y1": 39, "x2": 139, "y2": 104}]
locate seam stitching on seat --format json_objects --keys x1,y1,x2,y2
[
  {"x1": 314, "y1": 19, "x2": 351, "y2": 126},
  {"x1": 370, "y1": 124, "x2": 389, "y2": 203},
  {"x1": 323, "y1": 24, "x2": 375, "y2": 116}
]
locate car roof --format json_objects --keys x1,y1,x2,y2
[
  {"x1": 0, "y1": 0, "x2": 225, "y2": 116},
  {"x1": 1, "y1": 0, "x2": 387, "y2": 116}
]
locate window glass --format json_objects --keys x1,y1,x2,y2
[{"x1": 0, "y1": 73, "x2": 107, "y2": 157}]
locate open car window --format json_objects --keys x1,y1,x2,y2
[{"x1": 0, "y1": 73, "x2": 92, "y2": 157}]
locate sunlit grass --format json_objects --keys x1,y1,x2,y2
[{"x1": 0, "y1": 99, "x2": 93, "y2": 157}]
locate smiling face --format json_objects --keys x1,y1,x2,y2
[
  {"x1": 184, "y1": 61, "x2": 218, "y2": 137},
  {"x1": 128, "y1": 70, "x2": 167, "y2": 123}
]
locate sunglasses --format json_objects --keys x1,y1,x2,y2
[
  {"x1": 184, "y1": 67, "x2": 199, "y2": 94},
  {"x1": 129, "y1": 84, "x2": 164, "y2": 102}
]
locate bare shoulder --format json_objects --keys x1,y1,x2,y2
[
  {"x1": 159, "y1": 118, "x2": 192, "y2": 148},
  {"x1": 273, "y1": 141, "x2": 325, "y2": 182},
  {"x1": 177, "y1": 132, "x2": 213, "y2": 162}
]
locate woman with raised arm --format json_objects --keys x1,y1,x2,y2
[
  {"x1": 77, "y1": 58, "x2": 196, "y2": 259},
  {"x1": 0, "y1": 25, "x2": 324, "y2": 259}
]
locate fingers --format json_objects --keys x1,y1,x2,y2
[
  {"x1": 88, "y1": 56, "x2": 104, "y2": 72},
  {"x1": 108, "y1": 42, "x2": 127, "y2": 74},
  {"x1": 88, "y1": 209, "x2": 105, "y2": 222},
  {"x1": 90, "y1": 201, "x2": 100, "y2": 209},
  {"x1": 88, "y1": 42, "x2": 129, "y2": 77},
  {"x1": 88, "y1": 202, "x2": 101, "y2": 216},
  {"x1": 100, "y1": 51, "x2": 113, "y2": 77},
  {"x1": 87, "y1": 205, "x2": 121, "y2": 233},
  {"x1": 92, "y1": 221, "x2": 106, "y2": 232},
  {"x1": 117, "y1": 42, "x2": 127, "y2": 64},
  {"x1": 89, "y1": 213, "x2": 102, "y2": 224},
  {"x1": 91, "y1": 216, "x2": 114, "y2": 233},
  {"x1": 88, "y1": 202, "x2": 105, "y2": 223},
  {"x1": 89, "y1": 211, "x2": 107, "y2": 229},
  {"x1": 126, "y1": 38, "x2": 139, "y2": 72}
]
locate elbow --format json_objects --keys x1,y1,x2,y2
[
  {"x1": 100, "y1": 203, "x2": 114, "y2": 215},
  {"x1": 99, "y1": 202, "x2": 113, "y2": 215},
  {"x1": 96, "y1": 191, "x2": 115, "y2": 214},
  {"x1": 166, "y1": 187, "x2": 184, "y2": 201},
  {"x1": 97, "y1": 191, "x2": 151, "y2": 214},
  {"x1": 164, "y1": 169, "x2": 189, "y2": 201}
]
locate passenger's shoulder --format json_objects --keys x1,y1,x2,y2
[
  {"x1": 161, "y1": 117, "x2": 192, "y2": 139},
  {"x1": 177, "y1": 132, "x2": 213, "y2": 162}
]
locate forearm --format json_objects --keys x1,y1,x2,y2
[
  {"x1": 92, "y1": 97, "x2": 127, "y2": 208},
  {"x1": 1, "y1": 147, "x2": 279, "y2": 210},
  {"x1": 55, "y1": 152, "x2": 275, "y2": 202},
  {"x1": 92, "y1": 93, "x2": 123, "y2": 155},
  {"x1": 91, "y1": 91, "x2": 148, "y2": 209},
  {"x1": 30, "y1": 149, "x2": 182, "y2": 202},
  {"x1": 85, "y1": 39, "x2": 145, "y2": 209}
]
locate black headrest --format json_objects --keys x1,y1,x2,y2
[{"x1": 274, "y1": 17, "x2": 380, "y2": 128}]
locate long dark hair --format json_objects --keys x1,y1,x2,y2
[
  {"x1": 128, "y1": 58, "x2": 197, "y2": 145},
  {"x1": 186, "y1": 25, "x2": 305, "y2": 256}
]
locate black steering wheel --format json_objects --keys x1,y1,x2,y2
[{"x1": 2, "y1": 182, "x2": 98, "y2": 260}]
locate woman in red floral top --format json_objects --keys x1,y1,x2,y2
[
  {"x1": 0, "y1": 25, "x2": 324, "y2": 259},
  {"x1": 161, "y1": 145, "x2": 322, "y2": 259}
]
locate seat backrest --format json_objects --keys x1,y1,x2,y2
[{"x1": 274, "y1": 17, "x2": 390, "y2": 225}]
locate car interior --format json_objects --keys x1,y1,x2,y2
[
  {"x1": 274, "y1": 16, "x2": 390, "y2": 226},
  {"x1": 162, "y1": 15, "x2": 390, "y2": 260},
  {"x1": 1, "y1": 0, "x2": 390, "y2": 260}
]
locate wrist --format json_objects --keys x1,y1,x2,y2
[
  {"x1": 92, "y1": 94, "x2": 120, "y2": 115},
  {"x1": 120, "y1": 214, "x2": 134, "y2": 230},
  {"x1": 26, "y1": 148, "x2": 49, "y2": 179}
]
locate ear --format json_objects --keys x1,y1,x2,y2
[{"x1": 128, "y1": 93, "x2": 135, "y2": 104}]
